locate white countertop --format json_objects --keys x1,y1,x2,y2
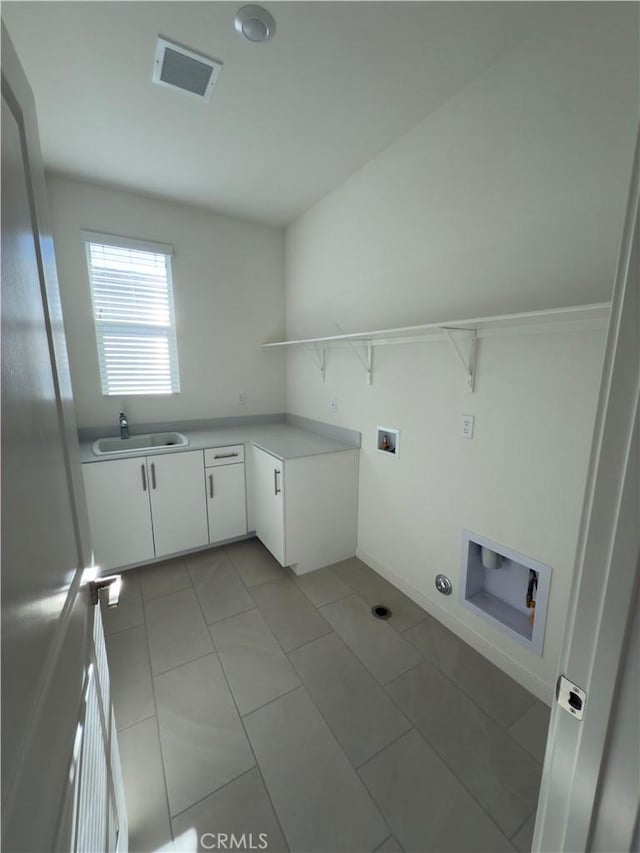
[{"x1": 79, "y1": 423, "x2": 358, "y2": 463}]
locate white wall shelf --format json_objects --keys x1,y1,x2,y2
[{"x1": 262, "y1": 302, "x2": 609, "y2": 391}]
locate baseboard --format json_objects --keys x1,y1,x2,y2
[{"x1": 356, "y1": 547, "x2": 554, "y2": 705}]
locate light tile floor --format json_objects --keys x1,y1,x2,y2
[{"x1": 103, "y1": 541, "x2": 550, "y2": 853}]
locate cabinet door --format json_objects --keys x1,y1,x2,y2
[
  {"x1": 206, "y1": 464, "x2": 247, "y2": 544},
  {"x1": 82, "y1": 458, "x2": 155, "y2": 570},
  {"x1": 253, "y1": 446, "x2": 285, "y2": 565},
  {"x1": 148, "y1": 450, "x2": 209, "y2": 558}
]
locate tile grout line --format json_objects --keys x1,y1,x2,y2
[
  {"x1": 186, "y1": 547, "x2": 263, "y2": 625},
  {"x1": 291, "y1": 565, "x2": 357, "y2": 609},
  {"x1": 509, "y1": 806, "x2": 537, "y2": 843},
  {"x1": 209, "y1": 552, "x2": 320, "y2": 664},
  {"x1": 139, "y1": 588, "x2": 177, "y2": 846},
  {"x1": 354, "y1": 726, "x2": 418, "y2": 773},
  {"x1": 280, "y1": 624, "x2": 334, "y2": 655},
  {"x1": 316, "y1": 593, "x2": 427, "y2": 689},
  {"x1": 331, "y1": 562, "x2": 429, "y2": 636},
  {"x1": 235, "y1": 552, "x2": 535, "y2": 840},
  {"x1": 333, "y1": 560, "x2": 541, "y2": 737},
  {"x1": 192, "y1": 571, "x2": 293, "y2": 853},
  {"x1": 169, "y1": 765, "x2": 258, "y2": 822},
  {"x1": 224, "y1": 539, "x2": 291, "y2": 591},
  {"x1": 285, "y1": 631, "x2": 416, "y2": 770},
  {"x1": 205, "y1": 601, "x2": 259, "y2": 628},
  {"x1": 508, "y1": 697, "x2": 547, "y2": 736},
  {"x1": 380, "y1": 670, "x2": 526, "y2": 846},
  {"x1": 239, "y1": 683, "x2": 303, "y2": 720},
  {"x1": 127, "y1": 550, "x2": 538, "y2": 850},
  {"x1": 400, "y1": 625, "x2": 539, "y2": 734},
  {"x1": 151, "y1": 648, "x2": 218, "y2": 679},
  {"x1": 141, "y1": 581, "x2": 193, "y2": 604},
  {"x1": 115, "y1": 712, "x2": 157, "y2": 736},
  {"x1": 235, "y1": 570, "x2": 334, "y2": 655},
  {"x1": 138, "y1": 556, "x2": 195, "y2": 603},
  {"x1": 266, "y1": 600, "x2": 398, "y2": 838},
  {"x1": 372, "y1": 836, "x2": 397, "y2": 853},
  {"x1": 202, "y1": 598, "x2": 303, "y2": 719},
  {"x1": 201, "y1": 559, "x2": 391, "y2": 850}
]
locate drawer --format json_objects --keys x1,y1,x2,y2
[{"x1": 204, "y1": 444, "x2": 245, "y2": 466}]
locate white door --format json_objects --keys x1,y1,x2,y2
[
  {"x1": 149, "y1": 450, "x2": 209, "y2": 558},
  {"x1": 2, "y1": 23, "x2": 126, "y2": 852},
  {"x1": 83, "y1": 459, "x2": 155, "y2": 570},
  {"x1": 207, "y1": 464, "x2": 248, "y2": 543},
  {"x1": 534, "y1": 131, "x2": 639, "y2": 851},
  {"x1": 253, "y1": 446, "x2": 286, "y2": 565}
]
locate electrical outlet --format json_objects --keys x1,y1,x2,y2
[
  {"x1": 330, "y1": 397, "x2": 338, "y2": 416},
  {"x1": 237, "y1": 392, "x2": 247, "y2": 406},
  {"x1": 460, "y1": 414, "x2": 474, "y2": 439}
]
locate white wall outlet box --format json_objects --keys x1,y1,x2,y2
[
  {"x1": 330, "y1": 397, "x2": 338, "y2": 416},
  {"x1": 460, "y1": 414, "x2": 475, "y2": 439},
  {"x1": 459, "y1": 529, "x2": 552, "y2": 657},
  {"x1": 377, "y1": 426, "x2": 399, "y2": 457}
]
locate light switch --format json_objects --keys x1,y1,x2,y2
[{"x1": 460, "y1": 415, "x2": 474, "y2": 439}]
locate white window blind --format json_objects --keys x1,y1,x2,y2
[{"x1": 83, "y1": 233, "x2": 180, "y2": 396}]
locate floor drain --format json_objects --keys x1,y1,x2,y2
[{"x1": 372, "y1": 604, "x2": 392, "y2": 620}]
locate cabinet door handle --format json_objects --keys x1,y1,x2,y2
[
  {"x1": 274, "y1": 468, "x2": 281, "y2": 495},
  {"x1": 214, "y1": 452, "x2": 239, "y2": 459},
  {"x1": 141, "y1": 464, "x2": 147, "y2": 492},
  {"x1": 209, "y1": 474, "x2": 214, "y2": 499},
  {"x1": 150, "y1": 463, "x2": 157, "y2": 490}
]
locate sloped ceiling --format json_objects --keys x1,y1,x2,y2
[{"x1": 3, "y1": 1, "x2": 563, "y2": 225}]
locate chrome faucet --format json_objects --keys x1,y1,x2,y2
[{"x1": 119, "y1": 411, "x2": 129, "y2": 440}]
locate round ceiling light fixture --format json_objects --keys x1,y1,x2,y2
[{"x1": 234, "y1": 5, "x2": 276, "y2": 43}]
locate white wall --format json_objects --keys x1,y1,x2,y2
[
  {"x1": 284, "y1": 7, "x2": 638, "y2": 699},
  {"x1": 286, "y1": 5, "x2": 638, "y2": 337},
  {"x1": 47, "y1": 175, "x2": 285, "y2": 428},
  {"x1": 287, "y1": 331, "x2": 605, "y2": 700}
]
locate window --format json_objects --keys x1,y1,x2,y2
[{"x1": 82, "y1": 231, "x2": 180, "y2": 396}]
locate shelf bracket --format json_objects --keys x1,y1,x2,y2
[
  {"x1": 344, "y1": 340, "x2": 373, "y2": 384},
  {"x1": 442, "y1": 327, "x2": 477, "y2": 392},
  {"x1": 311, "y1": 346, "x2": 327, "y2": 382},
  {"x1": 335, "y1": 323, "x2": 373, "y2": 385},
  {"x1": 366, "y1": 341, "x2": 373, "y2": 385}
]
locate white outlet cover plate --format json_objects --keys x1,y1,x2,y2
[{"x1": 460, "y1": 415, "x2": 475, "y2": 439}]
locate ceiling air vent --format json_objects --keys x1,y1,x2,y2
[{"x1": 153, "y1": 37, "x2": 222, "y2": 101}]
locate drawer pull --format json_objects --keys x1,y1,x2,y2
[
  {"x1": 209, "y1": 474, "x2": 214, "y2": 499},
  {"x1": 214, "y1": 452, "x2": 239, "y2": 459},
  {"x1": 274, "y1": 468, "x2": 281, "y2": 495},
  {"x1": 141, "y1": 464, "x2": 147, "y2": 492},
  {"x1": 151, "y1": 463, "x2": 157, "y2": 490}
]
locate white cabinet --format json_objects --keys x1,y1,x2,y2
[
  {"x1": 204, "y1": 445, "x2": 245, "y2": 467},
  {"x1": 83, "y1": 457, "x2": 155, "y2": 570},
  {"x1": 149, "y1": 451, "x2": 209, "y2": 557},
  {"x1": 206, "y1": 460, "x2": 247, "y2": 544},
  {"x1": 83, "y1": 438, "x2": 359, "y2": 575},
  {"x1": 83, "y1": 450, "x2": 208, "y2": 569},
  {"x1": 253, "y1": 445, "x2": 359, "y2": 575},
  {"x1": 253, "y1": 446, "x2": 285, "y2": 565}
]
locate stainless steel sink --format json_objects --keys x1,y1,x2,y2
[{"x1": 92, "y1": 432, "x2": 188, "y2": 456}]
